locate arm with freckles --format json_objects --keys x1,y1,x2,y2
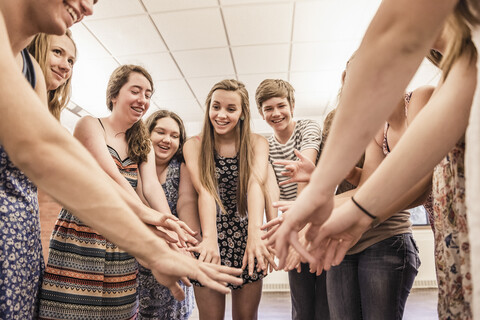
[
  {"x1": 243, "y1": 135, "x2": 277, "y2": 275},
  {"x1": 183, "y1": 137, "x2": 221, "y2": 264}
]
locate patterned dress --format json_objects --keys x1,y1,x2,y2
[
  {"x1": 0, "y1": 48, "x2": 44, "y2": 319},
  {"x1": 194, "y1": 154, "x2": 264, "y2": 289},
  {"x1": 137, "y1": 159, "x2": 194, "y2": 319},
  {"x1": 432, "y1": 138, "x2": 472, "y2": 319},
  {"x1": 38, "y1": 146, "x2": 139, "y2": 320}
]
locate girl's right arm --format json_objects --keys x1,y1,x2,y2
[{"x1": 183, "y1": 137, "x2": 221, "y2": 264}]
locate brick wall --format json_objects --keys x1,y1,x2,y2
[{"x1": 38, "y1": 189, "x2": 62, "y2": 261}]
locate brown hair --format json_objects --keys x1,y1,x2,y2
[
  {"x1": 106, "y1": 65, "x2": 153, "y2": 163},
  {"x1": 144, "y1": 110, "x2": 187, "y2": 162},
  {"x1": 255, "y1": 79, "x2": 295, "y2": 115},
  {"x1": 27, "y1": 30, "x2": 76, "y2": 120},
  {"x1": 200, "y1": 79, "x2": 257, "y2": 218}
]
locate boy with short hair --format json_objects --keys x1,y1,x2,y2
[{"x1": 256, "y1": 79, "x2": 329, "y2": 320}]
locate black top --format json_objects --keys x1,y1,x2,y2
[{"x1": 21, "y1": 48, "x2": 36, "y2": 89}]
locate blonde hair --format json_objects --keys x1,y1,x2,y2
[
  {"x1": 144, "y1": 110, "x2": 187, "y2": 162},
  {"x1": 255, "y1": 79, "x2": 295, "y2": 115},
  {"x1": 438, "y1": 6, "x2": 477, "y2": 80},
  {"x1": 200, "y1": 79, "x2": 254, "y2": 218},
  {"x1": 106, "y1": 65, "x2": 153, "y2": 164},
  {"x1": 27, "y1": 30, "x2": 76, "y2": 120}
]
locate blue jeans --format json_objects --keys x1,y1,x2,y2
[
  {"x1": 326, "y1": 233, "x2": 420, "y2": 320},
  {"x1": 289, "y1": 263, "x2": 330, "y2": 320}
]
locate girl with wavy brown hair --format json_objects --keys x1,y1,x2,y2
[
  {"x1": 183, "y1": 79, "x2": 276, "y2": 319},
  {"x1": 27, "y1": 30, "x2": 76, "y2": 120},
  {"x1": 38, "y1": 65, "x2": 197, "y2": 320}
]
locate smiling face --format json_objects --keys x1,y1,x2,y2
[
  {"x1": 29, "y1": 0, "x2": 95, "y2": 35},
  {"x1": 208, "y1": 89, "x2": 243, "y2": 136},
  {"x1": 150, "y1": 117, "x2": 181, "y2": 164},
  {"x1": 111, "y1": 72, "x2": 152, "y2": 124},
  {"x1": 261, "y1": 96, "x2": 294, "y2": 133},
  {"x1": 46, "y1": 34, "x2": 76, "y2": 91}
]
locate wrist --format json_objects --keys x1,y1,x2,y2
[{"x1": 350, "y1": 197, "x2": 380, "y2": 229}]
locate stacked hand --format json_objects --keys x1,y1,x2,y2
[{"x1": 242, "y1": 230, "x2": 277, "y2": 276}]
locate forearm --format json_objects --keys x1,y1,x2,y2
[
  {"x1": 143, "y1": 182, "x2": 172, "y2": 215},
  {"x1": 247, "y1": 181, "x2": 266, "y2": 233},
  {"x1": 197, "y1": 191, "x2": 218, "y2": 240},
  {"x1": 308, "y1": 0, "x2": 455, "y2": 195}
]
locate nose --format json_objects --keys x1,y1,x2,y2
[
  {"x1": 59, "y1": 59, "x2": 71, "y2": 73},
  {"x1": 217, "y1": 109, "x2": 227, "y2": 118},
  {"x1": 272, "y1": 107, "x2": 280, "y2": 116},
  {"x1": 77, "y1": 0, "x2": 94, "y2": 21}
]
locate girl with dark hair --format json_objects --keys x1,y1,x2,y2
[
  {"x1": 38, "y1": 65, "x2": 197, "y2": 320},
  {"x1": 137, "y1": 110, "x2": 200, "y2": 319}
]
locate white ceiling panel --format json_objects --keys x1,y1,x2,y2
[
  {"x1": 151, "y1": 8, "x2": 227, "y2": 51},
  {"x1": 223, "y1": 3, "x2": 293, "y2": 46},
  {"x1": 173, "y1": 48, "x2": 234, "y2": 77},
  {"x1": 84, "y1": 0, "x2": 145, "y2": 20},
  {"x1": 85, "y1": 15, "x2": 167, "y2": 56},
  {"x1": 70, "y1": 23, "x2": 111, "y2": 59},
  {"x1": 70, "y1": 57, "x2": 120, "y2": 117},
  {"x1": 143, "y1": 0, "x2": 218, "y2": 13},
  {"x1": 233, "y1": 44, "x2": 290, "y2": 75},
  {"x1": 152, "y1": 79, "x2": 196, "y2": 103},
  {"x1": 291, "y1": 41, "x2": 358, "y2": 72},
  {"x1": 118, "y1": 52, "x2": 182, "y2": 81},
  {"x1": 293, "y1": 0, "x2": 366, "y2": 42}
]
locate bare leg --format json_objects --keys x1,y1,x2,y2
[
  {"x1": 231, "y1": 280, "x2": 263, "y2": 320},
  {"x1": 194, "y1": 286, "x2": 226, "y2": 320}
]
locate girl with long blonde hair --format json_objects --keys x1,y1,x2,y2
[{"x1": 184, "y1": 79, "x2": 275, "y2": 319}]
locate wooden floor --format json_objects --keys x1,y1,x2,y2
[{"x1": 190, "y1": 288, "x2": 438, "y2": 319}]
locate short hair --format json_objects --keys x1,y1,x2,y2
[{"x1": 255, "y1": 79, "x2": 295, "y2": 114}]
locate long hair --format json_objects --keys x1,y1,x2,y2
[
  {"x1": 200, "y1": 79, "x2": 253, "y2": 218},
  {"x1": 27, "y1": 30, "x2": 76, "y2": 120},
  {"x1": 144, "y1": 110, "x2": 187, "y2": 162},
  {"x1": 106, "y1": 65, "x2": 153, "y2": 164},
  {"x1": 438, "y1": 6, "x2": 477, "y2": 80}
]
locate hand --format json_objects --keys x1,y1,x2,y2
[
  {"x1": 140, "y1": 208, "x2": 199, "y2": 247},
  {"x1": 273, "y1": 149, "x2": 315, "y2": 186},
  {"x1": 305, "y1": 200, "x2": 372, "y2": 271},
  {"x1": 272, "y1": 200, "x2": 294, "y2": 213},
  {"x1": 242, "y1": 230, "x2": 278, "y2": 276},
  {"x1": 264, "y1": 192, "x2": 334, "y2": 269},
  {"x1": 283, "y1": 226, "x2": 310, "y2": 272},
  {"x1": 187, "y1": 236, "x2": 221, "y2": 264},
  {"x1": 144, "y1": 248, "x2": 243, "y2": 300}
]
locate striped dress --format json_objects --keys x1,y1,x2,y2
[{"x1": 38, "y1": 146, "x2": 139, "y2": 320}]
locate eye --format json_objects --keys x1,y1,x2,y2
[
  {"x1": 68, "y1": 59, "x2": 75, "y2": 67},
  {"x1": 131, "y1": 90, "x2": 139, "y2": 95},
  {"x1": 52, "y1": 49, "x2": 61, "y2": 55},
  {"x1": 228, "y1": 107, "x2": 237, "y2": 112},
  {"x1": 172, "y1": 134, "x2": 179, "y2": 139},
  {"x1": 145, "y1": 93, "x2": 152, "y2": 100},
  {"x1": 211, "y1": 104, "x2": 220, "y2": 110}
]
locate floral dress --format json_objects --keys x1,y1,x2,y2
[
  {"x1": 137, "y1": 159, "x2": 194, "y2": 319},
  {"x1": 0, "y1": 48, "x2": 44, "y2": 320},
  {"x1": 193, "y1": 154, "x2": 264, "y2": 289},
  {"x1": 432, "y1": 138, "x2": 472, "y2": 319}
]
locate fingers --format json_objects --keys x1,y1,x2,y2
[
  {"x1": 290, "y1": 232, "x2": 316, "y2": 266},
  {"x1": 248, "y1": 252, "x2": 255, "y2": 276},
  {"x1": 278, "y1": 178, "x2": 295, "y2": 186},
  {"x1": 241, "y1": 252, "x2": 247, "y2": 270},
  {"x1": 150, "y1": 226, "x2": 179, "y2": 243},
  {"x1": 261, "y1": 224, "x2": 279, "y2": 241},
  {"x1": 333, "y1": 239, "x2": 351, "y2": 267},
  {"x1": 261, "y1": 216, "x2": 283, "y2": 231},
  {"x1": 323, "y1": 239, "x2": 340, "y2": 271},
  {"x1": 168, "y1": 282, "x2": 186, "y2": 301},
  {"x1": 181, "y1": 276, "x2": 192, "y2": 287}
]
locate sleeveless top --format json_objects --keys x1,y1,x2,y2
[
  {"x1": 347, "y1": 93, "x2": 413, "y2": 255},
  {"x1": 0, "y1": 47, "x2": 43, "y2": 319},
  {"x1": 137, "y1": 159, "x2": 195, "y2": 319}
]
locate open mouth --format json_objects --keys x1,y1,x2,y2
[
  {"x1": 131, "y1": 106, "x2": 144, "y2": 114},
  {"x1": 215, "y1": 120, "x2": 229, "y2": 126},
  {"x1": 272, "y1": 118, "x2": 284, "y2": 124}
]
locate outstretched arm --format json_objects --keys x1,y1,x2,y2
[{"x1": 0, "y1": 13, "x2": 241, "y2": 296}]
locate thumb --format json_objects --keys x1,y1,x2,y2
[{"x1": 169, "y1": 282, "x2": 186, "y2": 301}]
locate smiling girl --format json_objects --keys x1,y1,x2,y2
[
  {"x1": 38, "y1": 65, "x2": 195, "y2": 320},
  {"x1": 183, "y1": 79, "x2": 275, "y2": 319}
]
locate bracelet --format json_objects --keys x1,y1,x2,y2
[{"x1": 351, "y1": 196, "x2": 377, "y2": 220}]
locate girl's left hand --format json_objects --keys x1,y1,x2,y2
[{"x1": 242, "y1": 230, "x2": 278, "y2": 276}]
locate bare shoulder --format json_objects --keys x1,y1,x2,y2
[
  {"x1": 74, "y1": 115, "x2": 103, "y2": 137},
  {"x1": 183, "y1": 135, "x2": 201, "y2": 155},
  {"x1": 251, "y1": 133, "x2": 268, "y2": 146}
]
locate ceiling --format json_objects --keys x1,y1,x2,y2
[{"x1": 61, "y1": 0, "x2": 441, "y2": 135}]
